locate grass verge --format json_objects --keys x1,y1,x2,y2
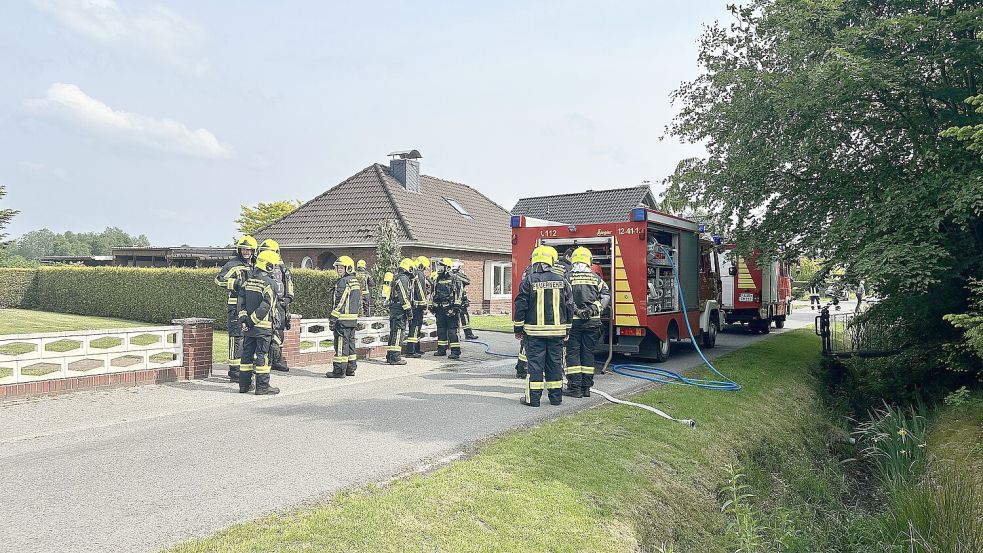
[
  {"x1": 469, "y1": 314, "x2": 512, "y2": 333},
  {"x1": 0, "y1": 308, "x2": 147, "y2": 335},
  {"x1": 170, "y1": 330, "x2": 845, "y2": 552}
]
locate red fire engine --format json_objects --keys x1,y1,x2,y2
[
  {"x1": 511, "y1": 208, "x2": 724, "y2": 361},
  {"x1": 716, "y1": 246, "x2": 793, "y2": 333}
]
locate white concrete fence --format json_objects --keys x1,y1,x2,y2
[
  {"x1": 299, "y1": 316, "x2": 438, "y2": 354},
  {"x1": 0, "y1": 326, "x2": 183, "y2": 385}
]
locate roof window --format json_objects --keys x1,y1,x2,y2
[{"x1": 445, "y1": 198, "x2": 472, "y2": 219}]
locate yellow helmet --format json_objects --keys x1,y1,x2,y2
[
  {"x1": 334, "y1": 255, "x2": 355, "y2": 272},
  {"x1": 543, "y1": 245, "x2": 559, "y2": 263},
  {"x1": 382, "y1": 271, "x2": 394, "y2": 298},
  {"x1": 430, "y1": 271, "x2": 438, "y2": 280},
  {"x1": 256, "y1": 250, "x2": 279, "y2": 272},
  {"x1": 357, "y1": 259, "x2": 367, "y2": 270},
  {"x1": 531, "y1": 247, "x2": 553, "y2": 265},
  {"x1": 236, "y1": 235, "x2": 258, "y2": 251},
  {"x1": 571, "y1": 246, "x2": 592, "y2": 265},
  {"x1": 416, "y1": 255, "x2": 430, "y2": 269},
  {"x1": 438, "y1": 257, "x2": 453, "y2": 268},
  {"x1": 383, "y1": 271, "x2": 394, "y2": 284},
  {"x1": 258, "y1": 239, "x2": 279, "y2": 254},
  {"x1": 399, "y1": 258, "x2": 414, "y2": 272}
]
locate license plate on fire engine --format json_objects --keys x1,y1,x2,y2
[{"x1": 739, "y1": 293, "x2": 754, "y2": 303}]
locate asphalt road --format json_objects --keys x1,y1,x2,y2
[{"x1": 0, "y1": 315, "x2": 812, "y2": 553}]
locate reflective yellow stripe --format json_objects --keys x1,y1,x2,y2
[
  {"x1": 335, "y1": 314, "x2": 358, "y2": 321},
  {"x1": 536, "y1": 288, "x2": 545, "y2": 327},
  {"x1": 240, "y1": 364, "x2": 254, "y2": 372},
  {"x1": 528, "y1": 381, "x2": 545, "y2": 390},
  {"x1": 255, "y1": 365, "x2": 271, "y2": 374},
  {"x1": 518, "y1": 353, "x2": 528, "y2": 362},
  {"x1": 552, "y1": 288, "x2": 560, "y2": 329},
  {"x1": 513, "y1": 321, "x2": 525, "y2": 327},
  {"x1": 545, "y1": 380, "x2": 563, "y2": 389},
  {"x1": 254, "y1": 321, "x2": 272, "y2": 329},
  {"x1": 449, "y1": 342, "x2": 461, "y2": 348}
]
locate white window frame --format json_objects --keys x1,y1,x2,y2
[
  {"x1": 484, "y1": 261, "x2": 512, "y2": 299},
  {"x1": 444, "y1": 197, "x2": 473, "y2": 219},
  {"x1": 301, "y1": 256, "x2": 314, "y2": 269}
]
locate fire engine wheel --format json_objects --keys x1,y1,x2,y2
[
  {"x1": 760, "y1": 321, "x2": 771, "y2": 334},
  {"x1": 701, "y1": 320, "x2": 718, "y2": 349},
  {"x1": 654, "y1": 336, "x2": 670, "y2": 362},
  {"x1": 774, "y1": 318, "x2": 786, "y2": 329}
]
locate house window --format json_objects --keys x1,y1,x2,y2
[
  {"x1": 301, "y1": 256, "x2": 314, "y2": 269},
  {"x1": 444, "y1": 198, "x2": 472, "y2": 219},
  {"x1": 486, "y1": 262, "x2": 512, "y2": 298}
]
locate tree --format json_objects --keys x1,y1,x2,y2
[
  {"x1": 0, "y1": 185, "x2": 19, "y2": 246},
  {"x1": 235, "y1": 200, "x2": 301, "y2": 236},
  {"x1": 372, "y1": 219, "x2": 403, "y2": 315},
  {"x1": 9, "y1": 227, "x2": 150, "y2": 259},
  {"x1": 668, "y1": 0, "x2": 983, "y2": 405}
]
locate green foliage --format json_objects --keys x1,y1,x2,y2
[
  {"x1": 0, "y1": 267, "x2": 337, "y2": 324},
  {"x1": 370, "y1": 219, "x2": 403, "y2": 315},
  {"x1": 0, "y1": 185, "x2": 18, "y2": 246},
  {"x1": 10, "y1": 227, "x2": 151, "y2": 259},
  {"x1": 669, "y1": 0, "x2": 983, "y2": 402},
  {"x1": 854, "y1": 402, "x2": 929, "y2": 491},
  {"x1": 941, "y1": 93, "x2": 983, "y2": 160},
  {"x1": 235, "y1": 200, "x2": 301, "y2": 236},
  {"x1": 721, "y1": 464, "x2": 765, "y2": 552}
]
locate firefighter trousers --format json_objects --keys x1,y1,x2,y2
[
  {"x1": 406, "y1": 307, "x2": 425, "y2": 355},
  {"x1": 515, "y1": 339, "x2": 528, "y2": 377},
  {"x1": 226, "y1": 304, "x2": 244, "y2": 366},
  {"x1": 387, "y1": 311, "x2": 409, "y2": 362},
  {"x1": 565, "y1": 321, "x2": 599, "y2": 392},
  {"x1": 241, "y1": 334, "x2": 271, "y2": 374},
  {"x1": 434, "y1": 307, "x2": 461, "y2": 355},
  {"x1": 524, "y1": 336, "x2": 564, "y2": 405},
  {"x1": 333, "y1": 325, "x2": 357, "y2": 375},
  {"x1": 269, "y1": 305, "x2": 288, "y2": 370}
]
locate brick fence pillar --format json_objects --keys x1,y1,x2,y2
[
  {"x1": 283, "y1": 314, "x2": 302, "y2": 367},
  {"x1": 172, "y1": 318, "x2": 214, "y2": 380}
]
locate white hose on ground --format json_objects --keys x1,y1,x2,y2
[{"x1": 589, "y1": 388, "x2": 696, "y2": 428}]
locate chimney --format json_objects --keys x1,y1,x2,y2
[{"x1": 388, "y1": 149, "x2": 422, "y2": 193}]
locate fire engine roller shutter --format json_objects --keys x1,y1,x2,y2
[
  {"x1": 613, "y1": 238, "x2": 640, "y2": 326},
  {"x1": 678, "y1": 231, "x2": 699, "y2": 311}
]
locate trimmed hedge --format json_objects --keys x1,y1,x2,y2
[{"x1": 0, "y1": 267, "x2": 338, "y2": 325}]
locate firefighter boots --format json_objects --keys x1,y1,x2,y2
[
  {"x1": 563, "y1": 373, "x2": 584, "y2": 398},
  {"x1": 238, "y1": 370, "x2": 254, "y2": 394},
  {"x1": 345, "y1": 361, "x2": 357, "y2": 376},
  {"x1": 228, "y1": 366, "x2": 240, "y2": 383},
  {"x1": 255, "y1": 373, "x2": 280, "y2": 395},
  {"x1": 464, "y1": 329, "x2": 479, "y2": 340}
]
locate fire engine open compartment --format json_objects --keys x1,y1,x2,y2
[{"x1": 511, "y1": 209, "x2": 722, "y2": 362}]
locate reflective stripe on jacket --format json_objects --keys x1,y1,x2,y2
[
  {"x1": 569, "y1": 269, "x2": 610, "y2": 322},
  {"x1": 215, "y1": 257, "x2": 251, "y2": 305},
  {"x1": 331, "y1": 274, "x2": 361, "y2": 326},
  {"x1": 239, "y1": 269, "x2": 276, "y2": 336},
  {"x1": 513, "y1": 267, "x2": 574, "y2": 337}
]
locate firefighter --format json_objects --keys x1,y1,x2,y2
[
  {"x1": 431, "y1": 257, "x2": 464, "y2": 359},
  {"x1": 405, "y1": 256, "x2": 430, "y2": 358},
  {"x1": 809, "y1": 285, "x2": 821, "y2": 310},
  {"x1": 237, "y1": 249, "x2": 280, "y2": 395},
  {"x1": 327, "y1": 256, "x2": 361, "y2": 378},
  {"x1": 513, "y1": 246, "x2": 573, "y2": 407},
  {"x1": 215, "y1": 235, "x2": 256, "y2": 383},
  {"x1": 564, "y1": 247, "x2": 610, "y2": 398},
  {"x1": 452, "y1": 261, "x2": 479, "y2": 340},
  {"x1": 257, "y1": 239, "x2": 294, "y2": 372},
  {"x1": 514, "y1": 246, "x2": 547, "y2": 379},
  {"x1": 355, "y1": 259, "x2": 375, "y2": 316},
  {"x1": 386, "y1": 258, "x2": 415, "y2": 365}
]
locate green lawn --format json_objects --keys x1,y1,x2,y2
[
  {"x1": 469, "y1": 314, "x2": 512, "y2": 333},
  {"x1": 170, "y1": 330, "x2": 832, "y2": 552}
]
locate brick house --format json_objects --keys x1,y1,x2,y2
[{"x1": 256, "y1": 151, "x2": 513, "y2": 313}]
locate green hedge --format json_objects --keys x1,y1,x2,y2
[{"x1": 0, "y1": 267, "x2": 339, "y2": 325}]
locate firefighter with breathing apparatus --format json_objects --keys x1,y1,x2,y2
[
  {"x1": 385, "y1": 258, "x2": 415, "y2": 365},
  {"x1": 215, "y1": 235, "x2": 256, "y2": 383},
  {"x1": 563, "y1": 247, "x2": 610, "y2": 398},
  {"x1": 237, "y1": 249, "x2": 281, "y2": 395},
  {"x1": 430, "y1": 257, "x2": 464, "y2": 359}
]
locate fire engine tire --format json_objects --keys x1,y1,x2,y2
[
  {"x1": 774, "y1": 318, "x2": 786, "y2": 329},
  {"x1": 651, "y1": 335, "x2": 670, "y2": 363},
  {"x1": 701, "y1": 320, "x2": 718, "y2": 349},
  {"x1": 761, "y1": 321, "x2": 771, "y2": 334}
]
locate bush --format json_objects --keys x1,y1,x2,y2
[{"x1": 0, "y1": 266, "x2": 339, "y2": 325}]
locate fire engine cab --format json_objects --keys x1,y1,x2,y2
[
  {"x1": 717, "y1": 246, "x2": 793, "y2": 333},
  {"x1": 511, "y1": 208, "x2": 724, "y2": 362}
]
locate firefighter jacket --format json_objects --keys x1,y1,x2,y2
[
  {"x1": 513, "y1": 266, "x2": 574, "y2": 337},
  {"x1": 268, "y1": 264, "x2": 294, "y2": 305},
  {"x1": 411, "y1": 268, "x2": 431, "y2": 308},
  {"x1": 355, "y1": 268, "x2": 375, "y2": 311},
  {"x1": 568, "y1": 269, "x2": 610, "y2": 325},
  {"x1": 215, "y1": 255, "x2": 253, "y2": 306},
  {"x1": 330, "y1": 274, "x2": 361, "y2": 327},
  {"x1": 238, "y1": 268, "x2": 276, "y2": 337},
  {"x1": 453, "y1": 269, "x2": 471, "y2": 287},
  {"x1": 430, "y1": 273, "x2": 463, "y2": 309},
  {"x1": 388, "y1": 271, "x2": 414, "y2": 316}
]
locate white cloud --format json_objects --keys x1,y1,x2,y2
[
  {"x1": 25, "y1": 83, "x2": 234, "y2": 159},
  {"x1": 19, "y1": 161, "x2": 67, "y2": 179},
  {"x1": 33, "y1": 0, "x2": 208, "y2": 75}
]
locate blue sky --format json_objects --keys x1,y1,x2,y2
[{"x1": 0, "y1": 1, "x2": 725, "y2": 246}]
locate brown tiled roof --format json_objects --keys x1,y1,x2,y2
[
  {"x1": 511, "y1": 185, "x2": 657, "y2": 225},
  {"x1": 256, "y1": 164, "x2": 511, "y2": 253}
]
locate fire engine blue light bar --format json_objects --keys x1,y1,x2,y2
[
  {"x1": 510, "y1": 215, "x2": 522, "y2": 228},
  {"x1": 631, "y1": 207, "x2": 646, "y2": 222}
]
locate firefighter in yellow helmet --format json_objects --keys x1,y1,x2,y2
[
  {"x1": 514, "y1": 245, "x2": 546, "y2": 379},
  {"x1": 328, "y1": 256, "x2": 361, "y2": 378},
  {"x1": 405, "y1": 255, "x2": 430, "y2": 358},
  {"x1": 355, "y1": 259, "x2": 376, "y2": 316},
  {"x1": 257, "y1": 239, "x2": 294, "y2": 373},
  {"x1": 215, "y1": 235, "x2": 256, "y2": 383},
  {"x1": 237, "y1": 249, "x2": 280, "y2": 395},
  {"x1": 563, "y1": 247, "x2": 610, "y2": 398},
  {"x1": 451, "y1": 260, "x2": 479, "y2": 340},
  {"x1": 385, "y1": 258, "x2": 415, "y2": 365},
  {"x1": 430, "y1": 257, "x2": 464, "y2": 359},
  {"x1": 514, "y1": 246, "x2": 574, "y2": 406}
]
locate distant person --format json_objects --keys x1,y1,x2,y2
[
  {"x1": 214, "y1": 235, "x2": 256, "y2": 383},
  {"x1": 809, "y1": 285, "x2": 821, "y2": 310},
  {"x1": 355, "y1": 260, "x2": 375, "y2": 316},
  {"x1": 237, "y1": 250, "x2": 281, "y2": 395},
  {"x1": 327, "y1": 256, "x2": 361, "y2": 378},
  {"x1": 452, "y1": 261, "x2": 479, "y2": 340},
  {"x1": 513, "y1": 247, "x2": 573, "y2": 407}
]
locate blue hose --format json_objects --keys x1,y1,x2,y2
[{"x1": 610, "y1": 245, "x2": 741, "y2": 392}]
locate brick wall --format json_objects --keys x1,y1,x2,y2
[{"x1": 281, "y1": 246, "x2": 512, "y2": 314}]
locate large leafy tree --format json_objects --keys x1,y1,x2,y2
[
  {"x1": 669, "y1": 1, "x2": 983, "y2": 401},
  {"x1": 236, "y1": 200, "x2": 301, "y2": 236},
  {"x1": 10, "y1": 227, "x2": 150, "y2": 259}
]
